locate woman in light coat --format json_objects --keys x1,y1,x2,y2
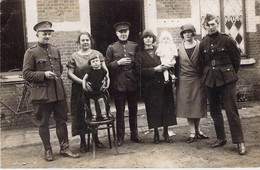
[{"x1": 176, "y1": 24, "x2": 209, "y2": 143}]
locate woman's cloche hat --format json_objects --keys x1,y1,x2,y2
[
  {"x1": 140, "y1": 29, "x2": 156, "y2": 42},
  {"x1": 180, "y1": 24, "x2": 196, "y2": 35}
]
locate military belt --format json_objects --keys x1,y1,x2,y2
[{"x1": 209, "y1": 59, "x2": 231, "y2": 66}]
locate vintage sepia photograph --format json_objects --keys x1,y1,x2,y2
[{"x1": 1, "y1": 0, "x2": 260, "y2": 168}]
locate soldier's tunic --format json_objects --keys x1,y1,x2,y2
[
  {"x1": 105, "y1": 40, "x2": 139, "y2": 141},
  {"x1": 23, "y1": 42, "x2": 69, "y2": 150},
  {"x1": 199, "y1": 31, "x2": 244, "y2": 143}
]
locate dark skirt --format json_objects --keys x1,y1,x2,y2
[
  {"x1": 70, "y1": 83, "x2": 90, "y2": 136},
  {"x1": 144, "y1": 82, "x2": 177, "y2": 129}
]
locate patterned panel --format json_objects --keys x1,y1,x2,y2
[
  {"x1": 224, "y1": 0, "x2": 245, "y2": 53},
  {"x1": 199, "y1": 0, "x2": 221, "y2": 37}
]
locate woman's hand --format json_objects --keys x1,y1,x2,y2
[
  {"x1": 154, "y1": 64, "x2": 168, "y2": 72},
  {"x1": 100, "y1": 76, "x2": 110, "y2": 91},
  {"x1": 82, "y1": 81, "x2": 93, "y2": 92}
]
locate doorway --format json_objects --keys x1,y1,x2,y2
[
  {"x1": 90, "y1": 0, "x2": 144, "y2": 55},
  {"x1": 1, "y1": 0, "x2": 26, "y2": 72}
]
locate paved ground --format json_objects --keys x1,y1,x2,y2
[{"x1": 1, "y1": 101, "x2": 260, "y2": 168}]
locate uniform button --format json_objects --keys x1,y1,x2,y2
[
  {"x1": 211, "y1": 50, "x2": 214, "y2": 52},
  {"x1": 124, "y1": 49, "x2": 126, "y2": 52},
  {"x1": 211, "y1": 44, "x2": 213, "y2": 46},
  {"x1": 123, "y1": 45, "x2": 125, "y2": 47},
  {"x1": 227, "y1": 69, "x2": 230, "y2": 71},
  {"x1": 51, "y1": 65, "x2": 53, "y2": 67},
  {"x1": 212, "y1": 67, "x2": 215, "y2": 69},
  {"x1": 124, "y1": 54, "x2": 126, "y2": 57}
]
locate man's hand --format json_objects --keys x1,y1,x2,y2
[
  {"x1": 44, "y1": 71, "x2": 57, "y2": 79},
  {"x1": 117, "y1": 58, "x2": 132, "y2": 66}
]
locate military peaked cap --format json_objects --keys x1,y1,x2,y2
[
  {"x1": 114, "y1": 22, "x2": 131, "y2": 32},
  {"x1": 33, "y1": 21, "x2": 54, "y2": 32}
]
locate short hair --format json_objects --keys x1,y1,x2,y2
[
  {"x1": 88, "y1": 56, "x2": 99, "y2": 65},
  {"x1": 180, "y1": 31, "x2": 196, "y2": 39},
  {"x1": 202, "y1": 18, "x2": 220, "y2": 30},
  {"x1": 76, "y1": 32, "x2": 95, "y2": 49}
]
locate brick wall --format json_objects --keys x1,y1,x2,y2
[
  {"x1": 237, "y1": 24, "x2": 260, "y2": 101},
  {"x1": 37, "y1": 0, "x2": 80, "y2": 22},
  {"x1": 157, "y1": 27, "x2": 183, "y2": 45},
  {"x1": 156, "y1": 0, "x2": 191, "y2": 19},
  {"x1": 256, "y1": 0, "x2": 260, "y2": 16}
]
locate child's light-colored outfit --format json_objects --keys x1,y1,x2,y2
[{"x1": 155, "y1": 43, "x2": 178, "y2": 82}]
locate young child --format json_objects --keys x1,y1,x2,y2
[
  {"x1": 155, "y1": 30, "x2": 178, "y2": 83},
  {"x1": 82, "y1": 56, "x2": 110, "y2": 121}
]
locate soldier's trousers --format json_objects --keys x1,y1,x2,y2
[
  {"x1": 114, "y1": 90, "x2": 138, "y2": 141},
  {"x1": 33, "y1": 99, "x2": 69, "y2": 150},
  {"x1": 206, "y1": 83, "x2": 244, "y2": 144}
]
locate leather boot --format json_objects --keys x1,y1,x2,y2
[
  {"x1": 45, "y1": 148, "x2": 54, "y2": 161},
  {"x1": 94, "y1": 133, "x2": 105, "y2": 148},
  {"x1": 237, "y1": 142, "x2": 247, "y2": 155},
  {"x1": 60, "y1": 147, "x2": 80, "y2": 158},
  {"x1": 211, "y1": 139, "x2": 227, "y2": 148},
  {"x1": 154, "y1": 128, "x2": 159, "y2": 144},
  {"x1": 80, "y1": 135, "x2": 87, "y2": 153},
  {"x1": 80, "y1": 141, "x2": 87, "y2": 153},
  {"x1": 163, "y1": 126, "x2": 173, "y2": 143}
]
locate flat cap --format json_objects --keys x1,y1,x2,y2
[
  {"x1": 180, "y1": 24, "x2": 196, "y2": 35},
  {"x1": 114, "y1": 22, "x2": 131, "y2": 32},
  {"x1": 203, "y1": 13, "x2": 217, "y2": 25},
  {"x1": 33, "y1": 21, "x2": 54, "y2": 32}
]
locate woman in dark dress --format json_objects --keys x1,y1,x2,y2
[
  {"x1": 66, "y1": 32, "x2": 109, "y2": 153},
  {"x1": 137, "y1": 30, "x2": 177, "y2": 144}
]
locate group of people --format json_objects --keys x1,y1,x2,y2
[{"x1": 22, "y1": 13, "x2": 247, "y2": 162}]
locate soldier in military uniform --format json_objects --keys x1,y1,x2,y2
[
  {"x1": 105, "y1": 22, "x2": 144, "y2": 146},
  {"x1": 199, "y1": 14, "x2": 247, "y2": 155},
  {"x1": 23, "y1": 21, "x2": 79, "y2": 161}
]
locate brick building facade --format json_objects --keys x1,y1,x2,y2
[{"x1": 1, "y1": 0, "x2": 259, "y2": 129}]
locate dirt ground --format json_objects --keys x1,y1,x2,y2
[{"x1": 1, "y1": 115, "x2": 260, "y2": 168}]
